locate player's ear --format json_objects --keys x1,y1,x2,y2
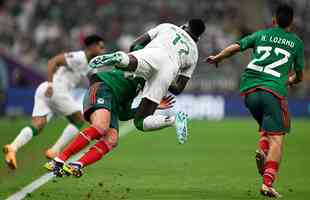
[{"x1": 272, "y1": 17, "x2": 277, "y2": 26}]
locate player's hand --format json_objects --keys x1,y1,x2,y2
[
  {"x1": 205, "y1": 55, "x2": 219, "y2": 68},
  {"x1": 45, "y1": 85, "x2": 53, "y2": 98},
  {"x1": 158, "y1": 95, "x2": 175, "y2": 110}
]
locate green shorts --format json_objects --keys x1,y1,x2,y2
[
  {"x1": 244, "y1": 89, "x2": 290, "y2": 134},
  {"x1": 83, "y1": 82, "x2": 119, "y2": 130}
]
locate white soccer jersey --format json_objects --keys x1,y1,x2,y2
[
  {"x1": 32, "y1": 50, "x2": 89, "y2": 117},
  {"x1": 53, "y1": 50, "x2": 89, "y2": 92},
  {"x1": 146, "y1": 23, "x2": 198, "y2": 78},
  {"x1": 129, "y1": 23, "x2": 199, "y2": 104}
]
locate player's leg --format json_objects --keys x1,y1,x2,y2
[
  {"x1": 45, "y1": 111, "x2": 84, "y2": 159},
  {"x1": 3, "y1": 82, "x2": 51, "y2": 169},
  {"x1": 259, "y1": 91, "x2": 290, "y2": 198},
  {"x1": 244, "y1": 91, "x2": 268, "y2": 175},
  {"x1": 89, "y1": 51, "x2": 138, "y2": 71},
  {"x1": 50, "y1": 82, "x2": 115, "y2": 176},
  {"x1": 64, "y1": 126, "x2": 119, "y2": 177}
]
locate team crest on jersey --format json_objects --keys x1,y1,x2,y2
[{"x1": 97, "y1": 98, "x2": 105, "y2": 104}]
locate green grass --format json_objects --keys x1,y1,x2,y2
[{"x1": 0, "y1": 117, "x2": 309, "y2": 200}]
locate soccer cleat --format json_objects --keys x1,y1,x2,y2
[
  {"x1": 3, "y1": 144, "x2": 17, "y2": 169},
  {"x1": 260, "y1": 184, "x2": 282, "y2": 198},
  {"x1": 44, "y1": 160, "x2": 57, "y2": 171},
  {"x1": 52, "y1": 159, "x2": 66, "y2": 177},
  {"x1": 89, "y1": 52, "x2": 123, "y2": 69},
  {"x1": 255, "y1": 150, "x2": 266, "y2": 176},
  {"x1": 62, "y1": 162, "x2": 83, "y2": 178},
  {"x1": 45, "y1": 148, "x2": 58, "y2": 159},
  {"x1": 175, "y1": 111, "x2": 188, "y2": 144}
]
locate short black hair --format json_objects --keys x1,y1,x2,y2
[
  {"x1": 275, "y1": 4, "x2": 294, "y2": 28},
  {"x1": 188, "y1": 19, "x2": 206, "y2": 39},
  {"x1": 84, "y1": 34, "x2": 103, "y2": 47}
]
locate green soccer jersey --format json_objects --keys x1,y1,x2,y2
[
  {"x1": 237, "y1": 27, "x2": 304, "y2": 97},
  {"x1": 95, "y1": 69, "x2": 145, "y2": 113}
]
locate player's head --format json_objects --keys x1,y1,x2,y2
[
  {"x1": 181, "y1": 19, "x2": 205, "y2": 42},
  {"x1": 84, "y1": 34, "x2": 105, "y2": 56},
  {"x1": 273, "y1": 4, "x2": 294, "y2": 29}
]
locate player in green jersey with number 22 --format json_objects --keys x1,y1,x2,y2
[{"x1": 206, "y1": 4, "x2": 304, "y2": 198}]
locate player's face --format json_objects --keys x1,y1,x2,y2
[{"x1": 92, "y1": 41, "x2": 105, "y2": 56}]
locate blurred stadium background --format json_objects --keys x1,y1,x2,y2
[
  {"x1": 0, "y1": 0, "x2": 310, "y2": 117},
  {"x1": 0, "y1": 0, "x2": 309, "y2": 200}
]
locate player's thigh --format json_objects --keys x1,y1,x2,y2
[
  {"x1": 261, "y1": 91, "x2": 290, "y2": 134},
  {"x1": 129, "y1": 48, "x2": 171, "y2": 79},
  {"x1": 32, "y1": 82, "x2": 53, "y2": 117},
  {"x1": 141, "y1": 64, "x2": 178, "y2": 105},
  {"x1": 244, "y1": 92, "x2": 264, "y2": 127},
  {"x1": 83, "y1": 82, "x2": 118, "y2": 130}
]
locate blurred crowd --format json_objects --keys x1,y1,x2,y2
[{"x1": 0, "y1": 0, "x2": 309, "y2": 96}]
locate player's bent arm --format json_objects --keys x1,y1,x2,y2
[
  {"x1": 47, "y1": 53, "x2": 67, "y2": 82},
  {"x1": 288, "y1": 70, "x2": 303, "y2": 86},
  {"x1": 129, "y1": 34, "x2": 151, "y2": 52},
  {"x1": 168, "y1": 75, "x2": 190, "y2": 95}
]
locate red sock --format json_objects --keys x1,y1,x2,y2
[
  {"x1": 263, "y1": 161, "x2": 279, "y2": 187},
  {"x1": 259, "y1": 135, "x2": 269, "y2": 155},
  {"x1": 58, "y1": 126, "x2": 104, "y2": 161},
  {"x1": 77, "y1": 140, "x2": 110, "y2": 167}
]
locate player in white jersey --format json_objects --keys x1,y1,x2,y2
[
  {"x1": 89, "y1": 19, "x2": 205, "y2": 142},
  {"x1": 3, "y1": 35, "x2": 105, "y2": 169}
]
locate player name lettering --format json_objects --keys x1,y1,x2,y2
[{"x1": 268, "y1": 36, "x2": 294, "y2": 48}]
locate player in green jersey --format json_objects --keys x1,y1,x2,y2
[
  {"x1": 45, "y1": 69, "x2": 175, "y2": 177},
  {"x1": 206, "y1": 4, "x2": 304, "y2": 198}
]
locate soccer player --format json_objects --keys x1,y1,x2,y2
[
  {"x1": 48, "y1": 68, "x2": 175, "y2": 177},
  {"x1": 89, "y1": 19, "x2": 205, "y2": 143},
  {"x1": 206, "y1": 4, "x2": 304, "y2": 198},
  {"x1": 3, "y1": 35, "x2": 105, "y2": 169}
]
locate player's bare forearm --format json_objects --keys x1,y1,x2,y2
[
  {"x1": 129, "y1": 34, "x2": 151, "y2": 52},
  {"x1": 168, "y1": 75, "x2": 189, "y2": 95},
  {"x1": 206, "y1": 43, "x2": 241, "y2": 64},
  {"x1": 47, "y1": 54, "x2": 67, "y2": 82}
]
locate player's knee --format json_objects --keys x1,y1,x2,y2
[
  {"x1": 104, "y1": 129, "x2": 119, "y2": 149},
  {"x1": 31, "y1": 117, "x2": 47, "y2": 133},
  {"x1": 67, "y1": 112, "x2": 84, "y2": 129},
  {"x1": 134, "y1": 117, "x2": 144, "y2": 131}
]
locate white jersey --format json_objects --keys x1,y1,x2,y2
[
  {"x1": 146, "y1": 23, "x2": 198, "y2": 78},
  {"x1": 53, "y1": 50, "x2": 89, "y2": 92}
]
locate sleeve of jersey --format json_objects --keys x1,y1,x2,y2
[
  {"x1": 236, "y1": 32, "x2": 257, "y2": 51},
  {"x1": 178, "y1": 64, "x2": 196, "y2": 78},
  {"x1": 294, "y1": 42, "x2": 305, "y2": 71},
  {"x1": 64, "y1": 52, "x2": 79, "y2": 70},
  {"x1": 147, "y1": 24, "x2": 167, "y2": 39}
]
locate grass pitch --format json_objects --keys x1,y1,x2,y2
[{"x1": 0, "y1": 117, "x2": 309, "y2": 200}]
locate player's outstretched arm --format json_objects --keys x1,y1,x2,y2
[
  {"x1": 45, "y1": 53, "x2": 67, "y2": 97},
  {"x1": 129, "y1": 34, "x2": 151, "y2": 52},
  {"x1": 168, "y1": 75, "x2": 190, "y2": 95},
  {"x1": 205, "y1": 43, "x2": 241, "y2": 66}
]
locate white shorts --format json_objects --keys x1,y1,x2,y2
[
  {"x1": 32, "y1": 82, "x2": 81, "y2": 117},
  {"x1": 130, "y1": 48, "x2": 178, "y2": 104}
]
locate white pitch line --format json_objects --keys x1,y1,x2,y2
[{"x1": 5, "y1": 122, "x2": 135, "y2": 200}]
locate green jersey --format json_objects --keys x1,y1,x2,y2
[
  {"x1": 238, "y1": 27, "x2": 304, "y2": 97},
  {"x1": 95, "y1": 69, "x2": 145, "y2": 113}
]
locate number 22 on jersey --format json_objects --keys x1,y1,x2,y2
[{"x1": 247, "y1": 46, "x2": 290, "y2": 77}]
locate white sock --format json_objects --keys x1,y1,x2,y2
[
  {"x1": 117, "y1": 51, "x2": 130, "y2": 67},
  {"x1": 11, "y1": 127, "x2": 34, "y2": 152},
  {"x1": 50, "y1": 123, "x2": 79, "y2": 153},
  {"x1": 143, "y1": 115, "x2": 175, "y2": 131}
]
